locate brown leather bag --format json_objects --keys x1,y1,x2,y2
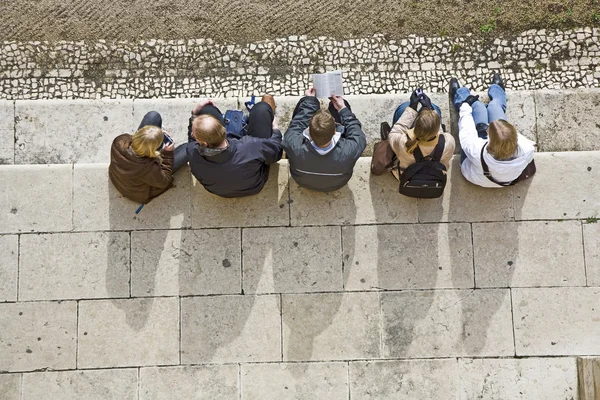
[{"x1": 371, "y1": 122, "x2": 398, "y2": 175}]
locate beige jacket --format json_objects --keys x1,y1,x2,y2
[{"x1": 388, "y1": 107, "x2": 455, "y2": 173}]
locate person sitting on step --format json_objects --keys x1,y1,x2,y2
[
  {"x1": 187, "y1": 96, "x2": 283, "y2": 198},
  {"x1": 109, "y1": 111, "x2": 189, "y2": 204},
  {"x1": 449, "y1": 73, "x2": 536, "y2": 187}
]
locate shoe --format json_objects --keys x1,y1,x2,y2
[
  {"x1": 449, "y1": 78, "x2": 460, "y2": 100},
  {"x1": 380, "y1": 122, "x2": 391, "y2": 141},
  {"x1": 261, "y1": 94, "x2": 276, "y2": 113},
  {"x1": 491, "y1": 73, "x2": 505, "y2": 90}
]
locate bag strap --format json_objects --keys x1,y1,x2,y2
[
  {"x1": 480, "y1": 143, "x2": 515, "y2": 187},
  {"x1": 431, "y1": 135, "x2": 445, "y2": 162}
]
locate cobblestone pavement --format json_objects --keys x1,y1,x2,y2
[{"x1": 1, "y1": 28, "x2": 600, "y2": 100}]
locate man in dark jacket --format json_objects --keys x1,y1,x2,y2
[
  {"x1": 283, "y1": 88, "x2": 366, "y2": 192},
  {"x1": 186, "y1": 96, "x2": 283, "y2": 198}
]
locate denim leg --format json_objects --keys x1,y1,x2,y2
[
  {"x1": 487, "y1": 83, "x2": 507, "y2": 122},
  {"x1": 392, "y1": 102, "x2": 410, "y2": 124},
  {"x1": 454, "y1": 87, "x2": 471, "y2": 110},
  {"x1": 197, "y1": 104, "x2": 225, "y2": 126},
  {"x1": 172, "y1": 143, "x2": 189, "y2": 172},
  {"x1": 138, "y1": 111, "x2": 162, "y2": 130},
  {"x1": 471, "y1": 100, "x2": 489, "y2": 126}
]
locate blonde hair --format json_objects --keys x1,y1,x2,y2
[
  {"x1": 192, "y1": 115, "x2": 226, "y2": 147},
  {"x1": 309, "y1": 110, "x2": 336, "y2": 147},
  {"x1": 488, "y1": 120, "x2": 518, "y2": 160},
  {"x1": 405, "y1": 109, "x2": 440, "y2": 154},
  {"x1": 131, "y1": 126, "x2": 163, "y2": 158}
]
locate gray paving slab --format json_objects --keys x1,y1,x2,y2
[
  {"x1": 458, "y1": 357, "x2": 577, "y2": 400},
  {"x1": 22, "y1": 369, "x2": 138, "y2": 400},
  {"x1": 282, "y1": 292, "x2": 380, "y2": 361},
  {"x1": 191, "y1": 161, "x2": 290, "y2": 228},
  {"x1": 381, "y1": 289, "x2": 514, "y2": 358},
  {"x1": 73, "y1": 164, "x2": 191, "y2": 231},
  {"x1": 342, "y1": 224, "x2": 474, "y2": 291},
  {"x1": 0, "y1": 301, "x2": 77, "y2": 372},
  {"x1": 536, "y1": 89, "x2": 600, "y2": 151},
  {"x1": 131, "y1": 229, "x2": 241, "y2": 297},
  {"x1": 0, "y1": 101, "x2": 14, "y2": 164},
  {"x1": 583, "y1": 222, "x2": 600, "y2": 286},
  {"x1": 513, "y1": 287, "x2": 600, "y2": 356},
  {"x1": 473, "y1": 221, "x2": 586, "y2": 288},
  {"x1": 19, "y1": 232, "x2": 130, "y2": 301},
  {"x1": 15, "y1": 99, "x2": 134, "y2": 163},
  {"x1": 0, "y1": 235, "x2": 18, "y2": 302},
  {"x1": 418, "y1": 157, "x2": 515, "y2": 223},
  {"x1": 181, "y1": 295, "x2": 281, "y2": 363},
  {"x1": 139, "y1": 366, "x2": 239, "y2": 400},
  {"x1": 273, "y1": 96, "x2": 306, "y2": 137},
  {"x1": 350, "y1": 359, "x2": 459, "y2": 400},
  {"x1": 289, "y1": 157, "x2": 418, "y2": 226},
  {"x1": 0, "y1": 164, "x2": 72, "y2": 233},
  {"x1": 505, "y1": 90, "x2": 538, "y2": 143},
  {"x1": 514, "y1": 152, "x2": 600, "y2": 220},
  {"x1": 242, "y1": 226, "x2": 342, "y2": 294},
  {"x1": 78, "y1": 298, "x2": 179, "y2": 368},
  {"x1": 0, "y1": 374, "x2": 20, "y2": 400}
]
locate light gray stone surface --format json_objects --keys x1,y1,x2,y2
[
  {"x1": 131, "y1": 229, "x2": 241, "y2": 297},
  {"x1": 242, "y1": 226, "x2": 342, "y2": 294},
  {"x1": 78, "y1": 298, "x2": 179, "y2": 368},
  {"x1": 22, "y1": 369, "x2": 138, "y2": 400},
  {"x1": 350, "y1": 359, "x2": 459, "y2": 400},
  {"x1": 73, "y1": 164, "x2": 191, "y2": 231},
  {"x1": 282, "y1": 292, "x2": 380, "y2": 361},
  {"x1": 342, "y1": 224, "x2": 473, "y2": 290},
  {"x1": 242, "y1": 362, "x2": 348, "y2": 400},
  {"x1": 0, "y1": 235, "x2": 18, "y2": 302},
  {"x1": 0, "y1": 301, "x2": 77, "y2": 372},
  {"x1": 273, "y1": 96, "x2": 305, "y2": 136},
  {"x1": 181, "y1": 295, "x2": 281, "y2": 363},
  {"x1": 513, "y1": 287, "x2": 600, "y2": 356},
  {"x1": 536, "y1": 89, "x2": 600, "y2": 151},
  {"x1": 191, "y1": 162, "x2": 290, "y2": 228},
  {"x1": 505, "y1": 90, "x2": 538, "y2": 143},
  {"x1": 19, "y1": 232, "x2": 130, "y2": 301},
  {"x1": 0, "y1": 101, "x2": 14, "y2": 164},
  {"x1": 289, "y1": 157, "x2": 418, "y2": 226},
  {"x1": 514, "y1": 152, "x2": 600, "y2": 220},
  {"x1": 458, "y1": 358, "x2": 577, "y2": 400},
  {"x1": 0, "y1": 164, "x2": 72, "y2": 233},
  {"x1": 140, "y1": 366, "x2": 239, "y2": 400},
  {"x1": 381, "y1": 289, "x2": 514, "y2": 358},
  {"x1": 15, "y1": 99, "x2": 134, "y2": 163},
  {"x1": 473, "y1": 221, "x2": 586, "y2": 288},
  {"x1": 0, "y1": 374, "x2": 20, "y2": 400},
  {"x1": 584, "y1": 222, "x2": 600, "y2": 286}
]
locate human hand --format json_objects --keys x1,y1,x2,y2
[
  {"x1": 329, "y1": 95, "x2": 345, "y2": 111},
  {"x1": 409, "y1": 89, "x2": 422, "y2": 110},
  {"x1": 305, "y1": 87, "x2": 316, "y2": 96},
  {"x1": 419, "y1": 93, "x2": 433, "y2": 110},
  {"x1": 192, "y1": 99, "x2": 215, "y2": 115},
  {"x1": 163, "y1": 143, "x2": 174, "y2": 152}
]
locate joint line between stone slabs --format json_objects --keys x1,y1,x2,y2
[
  {"x1": 70, "y1": 163, "x2": 75, "y2": 233},
  {"x1": 339, "y1": 225, "x2": 345, "y2": 290},
  {"x1": 509, "y1": 288, "x2": 517, "y2": 357},
  {"x1": 470, "y1": 223, "x2": 476, "y2": 288},
  {"x1": 76, "y1": 300, "x2": 80, "y2": 369},
  {"x1": 16, "y1": 234, "x2": 21, "y2": 301},
  {"x1": 581, "y1": 221, "x2": 589, "y2": 286},
  {"x1": 279, "y1": 294, "x2": 284, "y2": 362},
  {"x1": 12, "y1": 100, "x2": 16, "y2": 164},
  {"x1": 346, "y1": 361, "x2": 351, "y2": 400},
  {"x1": 239, "y1": 229, "x2": 244, "y2": 295},
  {"x1": 20, "y1": 372, "x2": 23, "y2": 400},
  {"x1": 129, "y1": 231, "x2": 132, "y2": 297},
  {"x1": 377, "y1": 291, "x2": 384, "y2": 360},
  {"x1": 137, "y1": 367, "x2": 141, "y2": 400},
  {"x1": 178, "y1": 296, "x2": 182, "y2": 365},
  {"x1": 238, "y1": 363, "x2": 242, "y2": 400}
]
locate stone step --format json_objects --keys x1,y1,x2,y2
[{"x1": 1, "y1": 88, "x2": 599, "y2": 164}]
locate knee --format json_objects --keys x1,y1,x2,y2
[
  {"x1": 143, "y1": 111, "x2": 162, "y2": 127},
  {"x1": 250, "y1": 101, "x2": 274, "y2": 119}
]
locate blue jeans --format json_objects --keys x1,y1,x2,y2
[{"x1": 392, "y1": 102, "x2": 443, "y2": 126}]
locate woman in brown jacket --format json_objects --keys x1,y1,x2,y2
[{"x1": 109, "y1": 111, "x2": 188, "y2": 204}]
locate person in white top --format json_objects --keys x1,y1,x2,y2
[{"x1": 449, "y1": 73, "x2": 536, "y2": 188}]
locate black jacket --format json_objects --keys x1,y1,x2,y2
[
  {"x1": 186, "y1": 116, "x2": 283, "y2": 198},
  {"x1": 283, "y1": 96, "x2": 366, "y2": 192}
]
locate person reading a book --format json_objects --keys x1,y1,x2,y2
[
  {"x1": 283, "y1": 87, "x2": 366, "y2": 192},
  {"x1": 186, "y1": 96, "x2": 283, "y2": 198}
]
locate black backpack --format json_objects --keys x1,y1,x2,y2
[{"x1": 399, "y1": 135, "x2": 447, "y2": 198}]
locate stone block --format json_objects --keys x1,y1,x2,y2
[
  {"x1": 22, "y1": 369, "x2": 138, "y2": 400},
  {"x1": 535, "y1": 89, "x2": 600, "y2": 151},
  {"x1": 242, "y1": 362, "x2": 348, "y2": 400},
  {"x1": 418, "y1": 157, "x2": 515, "y2": 222},
  {"x1": 513, "y1": 287, "x2": 600, "y2": 356},
  {"x1": 342, "y1": 224, "x2": 473, "y2": 290},
  {"x1": 0, "y1": 235, "x2": 18, "y2": 302},
  {"x1": 73, "y1": 164, "x2": 191, "y2": 231},
  {"x1": 191, "y1": 161, "x2": 290, "y2": 228},
  {"x1": 15, "y1": 99, "x2": 134, "y2": 164},
  {"x1": 583, "y1": 222, "x2": 600, "y2": 286},
  {"x1": 273, "y1": 95, "x2": 305, "y2": 136},
  {"x1": 289, "y1": 158, "x2": 418, "y2": 226},
  {"x1": 0, "y1": 301, "x2": 77, "y2": 372},
  {"x1": 381, "y1": 289, "x2": 514, "y2": 358},
  {"x1": 350, "y1": 359, "x2": 459, "y2": 400},
  {"x1": 0, "y1": 164, "x2": 72, "y2": 233},
  {"x1": 78, "y1": 298, "x2": 179, "y2": 368},
  {"x1": 131, "y1": 229, "x2": 241, "y2": 296},
  {"x1": 140, "y1": 366, "x2": 239, "y2": 400},
  {"x1": 473, "y1": 221, "x2": 586, "y2": 288},
  {"x1": 0, "y1": 101, "x2": 14, "y2": 164},
  {"x1": 242, "y1": 226, "x2": 342, "y2": 293},
  {"x1": 19, "y1": 232, "x2": 130, "y2": 301},
  {"x1": 282, "y1": 292, "x2": 380, "y2": 361},
  {"x1": 513, "y1": 152, "x2": 600, "y2": 220},
  {"x1": 0, "y1": 374, "x2": 20, "y2": 400},
  {"x1": 181, "y1": 295, "x2": 281, "y2": 363},
  {"x1": 458, "y1": 358, "x2": 577, "y2": 400}
]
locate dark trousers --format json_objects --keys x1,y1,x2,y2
[
  {"x1": 138, "y1": 111, "x2": 189, "y2": 171},
  {"x1": 198, "y1": 102, "x2": 275, "y2": 139},
  {"x1": 291, "y1": 99, "x2": 352, "y2": 123}
]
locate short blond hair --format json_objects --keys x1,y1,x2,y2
[
  {"x1": 192, "y1": 115, "x2": 226, "y2": 147},
  {"x1": 406, "y1": 109, "x2": 440, "y2": 154},
  {"x1": 488, "y1": 120, "x2": 518, "y2": 160},
  {"x1": 309, "y1": 110, "x2": 336, "y2": 147},
  {"x1": 131, "y1": 126, "x2": 163, "y2": 158}
]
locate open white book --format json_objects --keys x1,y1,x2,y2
[{"x1": 312, "y1": 71, "x2": 344, "y2": 98}]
